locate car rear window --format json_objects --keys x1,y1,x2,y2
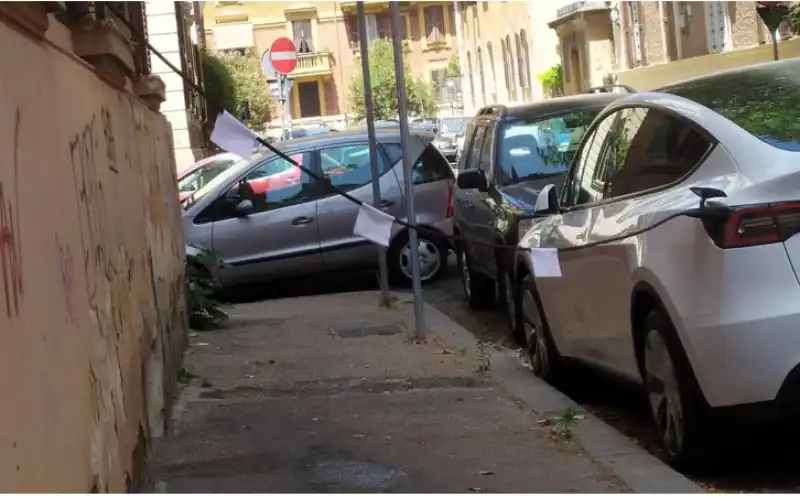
[
  {"x1": 660, "y1": 59, "x2": 800, "y2": 152},
  {"x1": 497, "y1": 108, "x2": 602, "y2": 184}
]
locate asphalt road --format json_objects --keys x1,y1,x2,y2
[{"x1": 224, "y1": 254, "x2": 800, "y2": 493}]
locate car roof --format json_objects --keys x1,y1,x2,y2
[
  {"x1": 271, "y1": 126, "x2": 433, "y2": 151},
  {"x1": 655, "y1": 57, "x2": 800, "y2": 91},
  {"x1": 475, "y1": 93, "x2": 626, "y2": 121}
]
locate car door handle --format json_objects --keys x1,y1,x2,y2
[{"x1": 291, "y1": 216, "x2": 314, "y2": 227}]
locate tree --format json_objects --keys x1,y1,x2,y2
[
  {"x1": 347, "y1": 39, "x2": 438, "y2": 121},
  {"x1": 215, "y1": 49, "x2": 274, "y2": 130},
  {"x1": 445, "y1": 55, "x2": 460, "y2": 79},
  {"x1": 537, "y1": 64, "x2": 563, "y2": 98},
  {"x1": 200, "y1": 50, "x2": 236, "y2": 142}
]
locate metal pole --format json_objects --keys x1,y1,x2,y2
[
  {"x1": 279, "y1": 74, "x2": 288, "y2": 140},
  {"x1": 389, "y1": 2, "x2": 426, "y2": 339},
  {"x1": 357, "y1": 1, "x2": 391, "y2": 306}
]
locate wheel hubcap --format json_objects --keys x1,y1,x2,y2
[
  {"x1": 521, "y1": 289, "x2": 548, "y2": 375},
  {"x1": 399, "y1": 238, "x2": 441, "y2": 281},
  {"x1": 645, "y1": 330, "x2": 684, "y2": 457},
  {"x1": 461, "y1": 251, "x2": 471, "y2": 297}
]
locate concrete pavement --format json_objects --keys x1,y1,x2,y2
[{"x1": 153, "y1": 290, "x2": 701, "y2": 493}]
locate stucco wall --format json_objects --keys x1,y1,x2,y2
[
  {"x1": 618, "y1": 38, "x2": 800, "y2": 90},
  {"x1": 0, "y1": 17, "x2": 186, "y2": 493}
]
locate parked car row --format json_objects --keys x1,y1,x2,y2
[{"x1": 453, "y1": 58, "x2": 800, "y2": 472}]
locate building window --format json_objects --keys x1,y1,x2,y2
[
  {"x1": 505, "y1": 34, "x2": 516, "y2": 101},
  {"x1": 520, "y1": 30, "x2": 532, "y2": 98},
  {"x1": 704, "y1": 1, "x2": 730, "y2": 53},
  {"x1": 476, "y1": 47, "x2": 486, "y2": 107},
  {"x1": 424, "y1": 6, "x2": 446, "y2": 44},
  {"x1": 346, "y1": 13, "x2": 379, "y2": 50},
  {"x1": 626, "y1": 1, "x2": 643, "y2": 66},
  {"x1": 515, "y1": 32, "x2": 527, "y2": 92},
  {"x1": 487, "y1": 41, "x2": 498, "y2": 102},
  {"x1": 292, "y1": 19, "x2": 314, "y2": 53},
  {"x1": 466, "y1": 51, "x2": 476, "y2": 110}
]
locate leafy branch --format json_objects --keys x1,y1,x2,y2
[{"x1": 186, "y1": 248, "x2": 229, "y2": 330}]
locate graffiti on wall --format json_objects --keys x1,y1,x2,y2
[
  {"x1": 0, "y1": 107, "x2": 23, "y2": 320},
  {"x1": 56, "y1": 234, "x2": 76, "y2": 325}
]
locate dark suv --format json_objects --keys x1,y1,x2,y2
[{"x1": 454, "y1": 91, "x2": 630, "y2": 340}]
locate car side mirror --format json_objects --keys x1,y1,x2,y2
[
  {"x1": 234, "y1": 199, "x2": 254, "y2": 217},
  {"x1": 533, "y1": 184, "x2": 560, "y2": 216},
  {"x1": 456, "y1": 169, "x2": 488, "y2": 192}
]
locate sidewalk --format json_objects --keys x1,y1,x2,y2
[{"x1": 153, "y1": 291, "x2": 698, "y2": 493}]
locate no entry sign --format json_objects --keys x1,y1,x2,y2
[{"x1": 269, "y1": 37, "x2": 298, "y2": 75}]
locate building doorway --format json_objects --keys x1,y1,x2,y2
[{"x1": 298, "y1": 81, "x2": 321, "y2": 118}]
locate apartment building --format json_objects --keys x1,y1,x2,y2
[
  {"x1": 146, "y1": 1, "x2": 208, "y2": 169},
  {"x1": 203, "y1": 1, "x2": 460, "y2": 125},
  {"x1": 549, "y1": 1, "x2": 798, "y2": 94},
  {"x1": 456, "y1": 0, "x2": 564, "y2": 112}
]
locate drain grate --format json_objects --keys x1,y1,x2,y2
[{"x1": 334, "y1": 324, "x2": 403, "y2": 338}]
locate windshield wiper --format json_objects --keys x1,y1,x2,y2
[{"x1": 516, "y1": 171, "x2": 564, "y2": 182}]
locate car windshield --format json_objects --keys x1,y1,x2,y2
[
  {"x1": 660, "y1": 59, "x2": 800, "y2": 152},
  {"x1": 177, "y1": 158, "x2": 237, "y2": 193},
  {"x1": 497, "y1": 108, "x2": 602, "y2": 181},
  {"x1": 440, "y1": 118, "x2": 471, "y2": 134},
  {"x1": 182, "y1": 151, "x2": 265, "y2": 210}
]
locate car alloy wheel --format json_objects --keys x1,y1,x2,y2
[
  {"x1": 461, "y1": 251, "x2": 471, "y2": 298},
  {"x1": 521, "y1": 287, "x2": 549, "y2": 375},
  {"x1": 644, "y1": 328, "x2": 685, "y2": 458},
  {"x1": 399, "y1": 237, "x2": 442, "y2": 282}
]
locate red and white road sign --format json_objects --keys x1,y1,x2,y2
[{"x1": 269, "y1": 37, "x2": 298, "y2": 75}]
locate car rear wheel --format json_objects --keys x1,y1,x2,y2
[
  {"x1": 642, "y1": 309, "x2": 711, "y2": 472},
  {"x1": 498, "y1": 267, "x2": 525, "y2": 345},
  {"x1": 388, "y1": 230, "x2": 447, "y2": 287},
  {"x1": 458, "y1": 246, "x2": 495, "y2": 310},
  {"x1": 520, "y1": 276, "x2": 564, "y2": 384}
]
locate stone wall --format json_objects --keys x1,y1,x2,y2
[{"x1": 0, "y1": 7, "x2": 187, "y2": 493}]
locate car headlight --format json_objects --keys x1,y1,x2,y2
[{"x1": 518, "y1": 217, "x2": 539, "y2": 242}]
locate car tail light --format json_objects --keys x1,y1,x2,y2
[
  {"x1": 701, "y1": 201, "x2": 800, "y2": 249},
  {"x1": 446, "y1": 179, "x2": 454, "y2": 218}
]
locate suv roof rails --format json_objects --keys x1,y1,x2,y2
[
  {"x1": 476, "y1": 105, "x2": 506, "y2": 117},
  {"x1": 584, "y1": 84, "x2": 637, "y2": 94}
]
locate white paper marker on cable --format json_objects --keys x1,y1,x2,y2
[
  {"x1": 529, "y1": 248, "x2": 562, "y2": 278},
  {"x1": 210, "y1": 111, "x2": 259, "y2": 159},
  {"x1": 354, "y1": 203, "x2": 395, "y2": 247}
]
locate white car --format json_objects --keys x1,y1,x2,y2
[{"x1": 512, "y1": 58, "x2": 800, "y2": 471}]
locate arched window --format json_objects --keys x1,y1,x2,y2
[
  {"x1": 466, "y1": 51, "x2": 475, "y2": 110},
  {"x1": 518, "y1": 29, "x2": 532, "y2": 100},
  {"x1": 487, "y1": 41, "x2": 498, "y2": 102},
  {"x1": 505, "y1": 34, "x2": 516, "y2": 101},
  {"x1": 515, "y1": 32, "x2": 526, "y2": 95},
  {"x1": 500, "y1": 39, "x2": 510, "y2": 100},
  {"x1": 476, "y1": 47, "x2": 487, "y2": 106}
]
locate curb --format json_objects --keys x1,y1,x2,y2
[{"x1": 394, "y1": 292, "x2": 705, "y2": 494}]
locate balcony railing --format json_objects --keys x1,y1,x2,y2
[
  {"x1": 65, "y1": 1, "x2": 151, "y2": 75},
  {"x1": 293, "y1": 52, "x2": 333, "y2": 77},
  {"x1": 555, "y1": 0, "x2": 611, "y2": 20}
]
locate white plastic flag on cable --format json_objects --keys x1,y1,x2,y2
[
  {"x1": 354, "y1": 203, "x2": 395, "y2": 247},
  {"x1": 528, "y1": 248, "x2": 562, "y2": 278},
  {"x1": 210, "y1": 111, "x2": 259, "y2": 159}
]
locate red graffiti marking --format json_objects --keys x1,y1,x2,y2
[
  {"x1": 0, "y1": 108, "x2": 23, "y2": 319},
  {"x1": 56, "y1": 235, "x2": 75, "y2": 324}
]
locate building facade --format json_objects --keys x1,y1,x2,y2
[
  {"x1": 550, "y1": 1, "x2": 798, "y2": 94},
  {"x1": 456, "y1": 0, "x2": 565, "y2": 113},
  {"x1": 146, "y1": 1, "x2": 207, "y2": 170},
  {"x1": 203, "y1": 0, "x2": 460, "y2": 126}
]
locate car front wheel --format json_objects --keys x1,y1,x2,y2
[
  {"x1": 520, "y1": 276, "x2": 563, "y2": 384},
  {"x1": 458, "y1": 245, "x2": 495, "y2": 310}
]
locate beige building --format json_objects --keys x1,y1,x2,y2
[
  {"x1": 0, "y1": 1, "x2": 186, "y2": 492},
  {"x1": 456, "y1": 0, "x2": 565, "y2": 112},
  {"x1": 203, "y1": 0, "x2": 462, "y2": 125},
  {"x1": 549, "y1": 1, "x2": 798, "y2": 94}
]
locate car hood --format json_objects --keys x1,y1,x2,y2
[{"x1": 498, "y1": 174, "x2": 568, "y2": 212}]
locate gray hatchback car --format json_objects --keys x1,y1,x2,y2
[{"x1": 182, "y1": 127, "x2": 455, "y2": 288}]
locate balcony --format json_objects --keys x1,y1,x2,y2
[
  {"x1": 293, "y1": 52, "x2": 333, "y2": 78},
  {"x1": 549, "y1": 0, "x2": 611, "y2": 28}
]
